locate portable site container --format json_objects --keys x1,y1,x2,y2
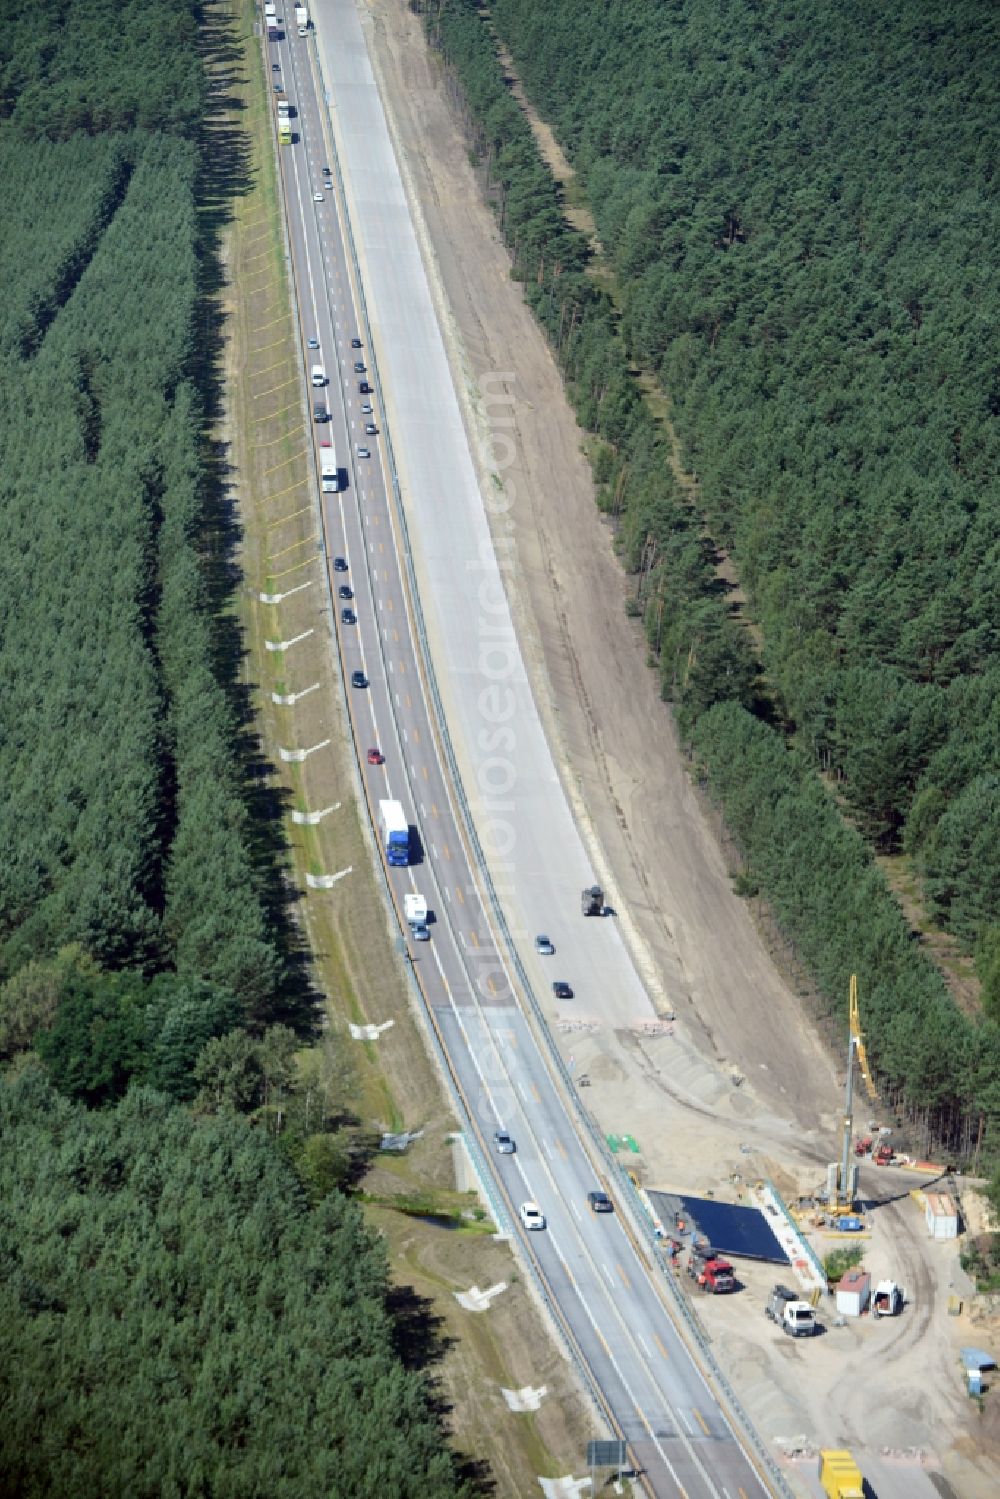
[{"x1": 835, "y1": 1268, "x2": 870, "y2": 1318}]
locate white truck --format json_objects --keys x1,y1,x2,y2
[
  {"x1": 872, "y1": 1280, "x2": 903, "y2": 1318},
  {"x1": 320, "y1": 445, "x2": 338, "y2": 494},
  {"x1": 404, "y1": 892, "x2": 430, "y2": 941},
  {"x1": 295, "y1": 4, "x2": 308, "y2": 35},
  {"x1": 765, "y1": 1284, "x2": 817, "y2": 1337}
]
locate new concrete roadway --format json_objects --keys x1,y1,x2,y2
[{"x1": 265, "y1": 5, "x2": 776, "y2": 1494}]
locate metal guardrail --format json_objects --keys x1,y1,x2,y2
[{"x1": 309, "y1": 32, "x2": 795, "y2": 1499}]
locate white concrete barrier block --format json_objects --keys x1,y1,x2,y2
[
  {"x1": 538, "y1": 1478, "x2": 592, "y2": 1499},
  {"x1": 279, "y1": 738, "x2": 330, "y2": 764},
  {"x1": 259, "y1": 580, "x2": 315, "y2": 605},
  {"x1": 291, "y1": 803, "x2": 341, "y2": 825},
  {"x1": 348, "y1": 1019, "x2": 394, "y2": 1041},
  {"x1": 272, "y1": 682, "x2": 321, "y2": 706},
  {"x1": 501, "y1": 1385, "x2": 547, "y2": 1412},
  {"x1": 454, "y1": 1282, "x2": 507, "y2": 1312},
  {"x1": 265, "y1": 629, "x2": 314, "y2": 652},
  {"x1": 306, "y1": 864, "x2": 352, "y2": 890}
]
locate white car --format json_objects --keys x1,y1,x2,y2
[
  {"x1": 313, "y1": 191, "x2": 324, "y2": 202},
  {"x1": 519, "y1": 1202, "x2": 545, "y2": 1232},
  {"x1": 534, "y1": 935, "x2": 555, "y2": 955}
]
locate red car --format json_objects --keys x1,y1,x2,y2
[{"x1": 366, "y1": 747, "x2": 384, "y2": 766}]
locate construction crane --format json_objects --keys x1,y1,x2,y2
[{"x1": 832, "y1": 975, "x2": 878, "y2": 1212}]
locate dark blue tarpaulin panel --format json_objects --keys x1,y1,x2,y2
[{"x1": 647, "y1": 1191, "x2": 789, "y2": 1264}]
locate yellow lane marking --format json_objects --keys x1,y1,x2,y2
[
  {"x1": 385, "y1": 597, "x2": 393, "y2": 612},
  {"x1": 379, "y1": 541, "x2": 385, "y2": 553},
  {"x1": 441, "y1": 843, "x2": 451, "y2": 860},
  {"x1": 555, "y1": 1137, "x2": 567, "y2": 1160},
  {"x1": 405, "y1": 693, "x2": 411, "y2": 708},
  {"x1": 422, "y1": 766, "x2": 429, "y2": 781},
  {"x1": 271, "y1": 532, "x2": 318, "y2": 559},
  {"x1": 487, "y1": 975, "x2": 496, "y2": 995},
  {"x1": 253, "y1": 355, "x2": 292, "y2": 378},
  {"x1": 255, "y1": 425, "x2": 303, "y2": 450},
  {"x1": 413, "y1": 728, "x2": 421, "y2": 744},
  {"x1": 398, "y1": 660, "x2": 406, "y2": 674},
  {"x1": 254, "y1": 377, "x2": 298, "y2": 400},
  {"x1": 654, "y1": 1334, "x2": 669, "y2": 1360},
  {"x1": 615, "y1": 1263, "x2": 632, "y2": 1291},
  {"x1": 468, "y1": 930, "x2": 480, "y2": 948},
  {"x1": 530, "y1": 1082, "x2": 540, "y2": 1102},
  {"x1": 257, "y1": 401, "x2": 299, "y2": 423},
  {"x1": 455, "y1": 885, "x2": 464, "y2": 904},
  {"x1": 262, "y1": 450, "x2": 306, "y2": 476},
  {"x1": 264, "y1": 479, "x2": 308, "y2": 502},
  {"x1": 392, "y1": 629, "x2": 399, "y2": 642},
  {"x1": 693, "y1": 1409, "x2": 709, "y2": 1436},
  {"x1": 271, "y1": 556, "x2": 314, "y2": 579},
  {"x1": 268, "y1": 505, "x2": 311, "y2": 529}
]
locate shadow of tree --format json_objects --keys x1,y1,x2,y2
[{"x1": 191, "y1": 6, "x2": 317, "y2": 1038}]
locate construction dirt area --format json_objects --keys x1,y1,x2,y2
[{"x1": 356, "y1": 2, "x2": 1000, "y2": 1495}]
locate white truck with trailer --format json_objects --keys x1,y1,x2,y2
[
  {"x1": 378, "y1": 800, "x2": 409, "y2": 867},
  {"x1": 320, "y1": 445, "x2": 338, "y2": 493}
]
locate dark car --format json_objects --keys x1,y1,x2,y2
[
  {"x1": 552, "y1": 981, "x2": 574, "y2": 1000},
  {"x1": 272, "y1": 63, "x2": 281, "y2": 72},
  {"x1": 341, "y1": 608, "x2": 356, "y2": 625},
  {"x1": 351, "y1": 670, "x2": 368, "y2": 689},
  {"x1": 364, "y1": 422, "x2": 378, "y2": 436},
  {"x1": 338, "y1": 584, "x2": 353, "y2": 600},
  {"x1": 353, "y1": 361, "x2": 366, "y2": 374},
  {"x1": 313, "y1": 403, "x2": 327, "y2": 423},
  {"x1": 351, "y1": 336, "x2": 362, "y2": 349},
  {"x1": 358, "y1": 380, "x2": 372, "y2": 394},
  {"x1": 587, "y1": 1191, "x2": 614, "y2": 1214},
  {"x1": 333, "y1": 556, "x2": 348, "y2": 573}
]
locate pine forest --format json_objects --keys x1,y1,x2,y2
[{"x1": 0, "y1": 2, "x2": 472, "y2": 1493}]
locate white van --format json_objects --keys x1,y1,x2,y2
[{"x1": 310, "y1": 364, "x2": 326, "y2": 386}]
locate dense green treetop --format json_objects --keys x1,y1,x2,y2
[
  {"x1": 0, "y1": 1071, "x2": 474, "y2": 1499},
  {"x1": 486, "y1": 0, "x2": 999, "y2": 941}
]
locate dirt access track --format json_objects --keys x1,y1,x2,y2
[{"x1": 356, "y1": 2, "x2": 999, "y2": 1495}]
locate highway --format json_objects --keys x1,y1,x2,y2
[{"x1": 265, "y1": 6, "x2": 774, "y2": 1495}]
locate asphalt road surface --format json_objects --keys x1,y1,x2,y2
[{"x1": 265, "y1": 7, "x2": 774, "y2": 1495}]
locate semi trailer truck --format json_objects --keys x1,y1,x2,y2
[{"x1": 379, "y1": 800, "x2": 409, "y2": 866}]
